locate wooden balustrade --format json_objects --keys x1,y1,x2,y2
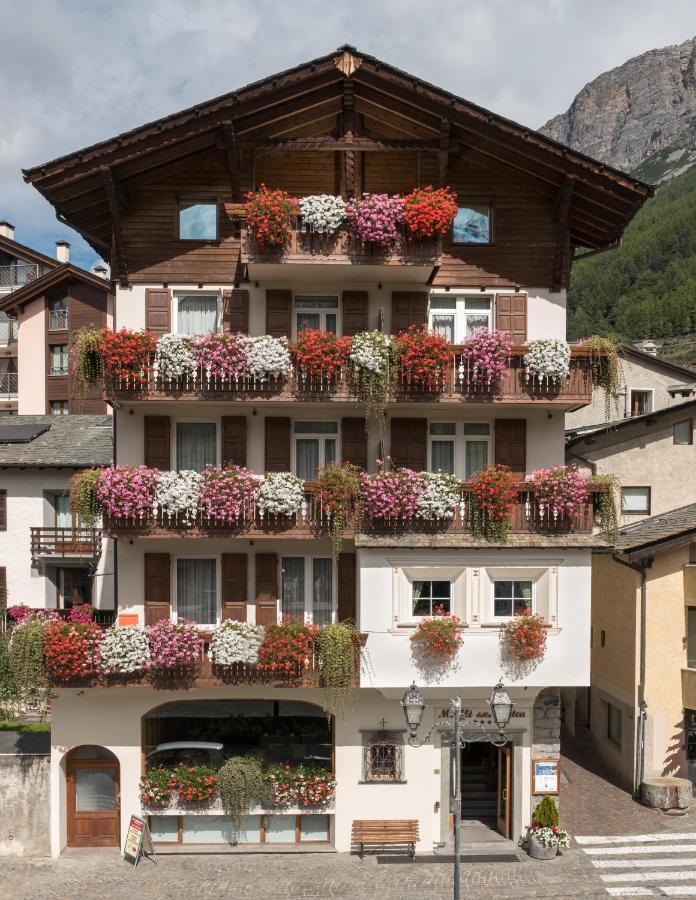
[{"x1": 30, "y1": 527, "x2": 102, "y2": 566}]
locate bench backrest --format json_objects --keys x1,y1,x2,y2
[{"x1": 352, "y1": 819, "x2": 419, "y2": 840}]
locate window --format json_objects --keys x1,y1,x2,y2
[
  {"x1": 629, "y1": 390, "x2": 652, "y2": 417},
  {"x1": 54, "y1": 493, "x2": 72, "y2": 528},
  {"x1": 607, "y1": 703, "x2": 622, "y2": 747},
  {"x1": 294, "y1": 422, "x2": 337, "y2": 481},
  {"x1": 688, "y1": 608, "x2": 696, "y2": 669},
  {"x1": 178, "y1": 200, "x2": 218, "y2": 241},
  {"x1": 48, "y1": 297, "x2": 68, "y2": 331},
  {"x1": 49, "y1": 344, "x2": 69, "y2": 375},
  {"x1": 429, "y1": 295, "x2": 493, "y2": 342},
  {"x1": 176, "y1": 558, "x2": 217, "y2": 624},
  {"x1": 176, "y1": 422, "x2": 216, "y2": 473},
  {"x1": 57, "y1": 567, "x2": 92, "y2": 609},
  {"x1": 294, "y1": 296, "x2": 338, "y2": 335},
  {"x1": 363, "y1": 732, "x2": 404, "y2": 783},
  {"x1": 281, "y1": 557, "x2": 334, "y2": 624},
  {"x1": 412, "y1": 580, "x2": 451, "y2": 617},
  {"x1": 621, "y1": 487, "x2": 651, "y2": 515},
  {"x1": 176, "y1": 295, "x2": 219, "y2": 335},
  {"x1": 452, "y1": 205, "x2": 492, "y2": 245},
  {"x1": 429, "y1": 423, "x2": 455, "y2": 474},
  {"x1": 50, "y1": 400, "x2": 69, "y2": 415},
  {"x1": 674, "y1": 419, "x2": 693, "y2": 445},
  {"x1": 493, "y1": 580, "x2": 532, "y2": 618},
  {"x1": 464, "y1": 423, "x2": 490, "y2": 479}
]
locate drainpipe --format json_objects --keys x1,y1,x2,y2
[{"x1": 611, "y1": 553, "x2": 651, "y2": 793}]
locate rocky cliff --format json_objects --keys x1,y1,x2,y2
[{"x1": 541, "y1": 37, "x2": 696, "y2": 182}]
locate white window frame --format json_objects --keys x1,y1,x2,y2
[
  {"x1": 627, "y1": 388, "x2": 654, "y2": 418},
  {"x1": 293, "y1": 294, "x2": 340, "y2": 337},
  {"x1": 428, "y1": 422, "x2": 456, "y2": 475},
  {"x1": 49, "y1": 343, "x2": 69, "y2": 376},
  {"x1": 490, "y1": 577, "x2": 535, "y2": 621},
  {"x1": 397, "y1": 566, "x2": 466, "y2": 625},
  {"x1": 173, "y1": 291, "x2": 221, "y2": 335},
  {"x1": 173, "y1": 555, "x2": 220, "y2": 628},
  {"x1": 621, "y1": 486, "x2": 651, "y2": 515},
  {"x1": 462, "y1": 423, "x2": 491, "y2": 480},
  {"x1": 428, "y1": 294, "x2": 494, "y2": 343},
  {"x1": 293, "y1": 421, "x2": 339, "y2": 481},
  {"x1": 173, "y1": 419, "x2": 219, "y2": 472},
  {"x1": 280, "y1": 555, "x2": 337, "y2": 625},
  {"x1": 50, "y1": 400, "x2": 69, "y2": 415}
]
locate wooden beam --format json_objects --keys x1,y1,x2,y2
[
  {"x1": 101, "y1": 167, "x2": 128, "y2": 285},
  {"x1": 344, "y1": 149, "x2": 355, "y2": 197},
  {"x1": 221, "y1": 121, "x2": 241, "y2": 201},
  {"x1": 438, "y1": 118, "x2": 450, "y2": 186},
  {"x1": 553, "y1": 175, "x2": 576, "y2": 222},
  {"x1": 55, "y1": 212, "x2": 109, "y2": 255}
]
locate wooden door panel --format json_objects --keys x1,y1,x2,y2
[
  {"x1": 67, "y1": 759, "x2": 120, "y2": 848},
  {"x1": 496, "y1": 744, "x2": 512, "y2": 838}
]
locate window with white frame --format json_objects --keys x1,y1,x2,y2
[
  {"x1": 621, "y1": 487, "x2": 650, "y2": 515},
  {"x1": 176, "y1": 422, "x2": 217, "y2": 473},
  {"x1": 493, "y1": 579, "x2": 533, "y2": 618},
  {"x1": 294, "y1": 296, "x2": 338, "y2": 335},
  {"x1": 429, "y1": 295, "x2": 493, "y2": 343},
  {"x1": 281, "y1": 557, "x2": 334, "y2": 624},
  {"x1": 429, "y1": 423, "x2": 455, "y2": 474},
  {"x1": 294, "y1": 421, "x2": 337, "y2": 481},
  {"x1": 49, "y1": 344, "x2": 69, "y2": 375},
  {"x1": 464, "y1": 423, "x2": 490, "y2": 479},
  {"x1": 176, "y1": 294, "x2": 219, "y2": 335},
  {"x1": 176, "y1": 558, "x2": 217, "y2": 625},
  {"x1": 411, "y1": 579, "x2": 452, "y2": 617}
]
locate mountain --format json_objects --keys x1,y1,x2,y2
[{"x1": 541, "y1": 37, "x2": 696, "y2": 183}]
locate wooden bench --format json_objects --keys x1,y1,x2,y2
[{"x1": 352, "y1": 819, "x2": 419, "y2": 859}]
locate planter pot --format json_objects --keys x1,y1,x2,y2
[{"x1": 528, "y1": 836, "x2": 558, "y2": 860}]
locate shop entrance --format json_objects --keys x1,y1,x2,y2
[
  {"x1": 66, "y1": 746, "x2": 120, "y2": 848},
  {"x1": 460, "y1": 742, "x2": 512, "y2": 838}
]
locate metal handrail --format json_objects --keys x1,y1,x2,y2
[
  {"x1": 0, "y1": 263, "x2": 39, "y2": 288},
  {"x1": 0, "y1": 372, "x2": 18, "y2": 396}
]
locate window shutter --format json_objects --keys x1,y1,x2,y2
[
  {"x1": 390, "y1": 418, "x2": 427, "y2": 471},
  {"x1": 337, "y1": 553, "x2": 357, "y2": 623},
  {"x1": 144, "y1": 552, "x2": 171, "y2": 624},
  {"x1": 255, "y1": 553, "x2": 278, "y2": 626},
  {"x1": 391, "y1": 291, "x2": 427, "y2": 334},
  {"x1": 494, "y1": 418, "x2": 526, "y2": 478},
  {"x1": 221, "y1": 416, "x2": 247, "y2": 467},
  {"x1": 221, "y1": 553, "x2": 248, "y2": 622},
  {"x1": 144, "y1": 415, "x2": 170, "y2": 470},
  {"x1": 495, "y1": 293, "x2": 527, "y2": 344},
  {"x1": 341, "y1": 417, "x2": 368, "y2": 470},
  {"x1": 0, "y1": 567, "x2": 6, "y2": 609},
  {"x1": 264, "y1": 417, "x2": 291, "y2": 473},
  {"x1": 0, "y1": 490, "x2": 6, "y2": 531},
  {"x1": 222, "y1": 289, "x2": 249, "y2": 334},
  {"x1": 145, "y1": 288, "x2": 171, "y2": 334},
  {"x1": 342, "y1": 291, "x2": 368, "y2": 336},
  {"x1": 266, "y1": 289, "x2": 292, "y2": 338}
]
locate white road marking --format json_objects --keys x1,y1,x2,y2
[
  {"x1": 605, "y1": 889, "x2": 655, "y2": 897},
  {"x1": 584, "y1": 844, "x2": 696, "y2": 856},
  {"x1": 602, "y1": 871, "x2": 696, "y2": 883},
  {"x1": 576, "y1": 834, "x2": 696, "y2": 846},
  {"x1": 591, "y1": 857, "x2": 696, "y2": 869}
]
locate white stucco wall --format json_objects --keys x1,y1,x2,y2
[{"x1": 17, "y1": 297, "x2": 46, "y2": 414}]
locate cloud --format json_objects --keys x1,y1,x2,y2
[{"x1": 1, "y1": 0, "x2": 694, "y2": 268}]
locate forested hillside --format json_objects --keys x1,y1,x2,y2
[{"x1": 567, "y1": 164, "x2": 696, "y2": 340}]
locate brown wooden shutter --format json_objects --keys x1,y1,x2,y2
[
  {"x1": 222, "y1": 289, "x2": 249, "y2": 334},
  {"x1": 264, "y1": 417, "x2": 291, "y2": 473},
  {"x1": 391, "y1": 291, "x2": 427, "y2": 334},
  {"x1": 221, "y1": 553, "x2": 248, "y2": 621},
  {"x1": 341, "y1": 417, "x2": 368, "y2": 470},
  {"x1": 221, "y1": 416, "x2": 247, "y2": 467},
  {"x1": 144, "y1": 552, "x2": 171, "y2": 624},
  {"x1": 494, "y1": 419, "x2": 526, "y2": 478},
  {"x1": 145, "y1": 288, "x2": 171, "y2": 334},
  {"x1": 495, "y1": 293, "x2": 527, "y2": 344},
  {"x1": 255, "y1": 553, "x2": 278, "y2": 626},
  {"x1": 390, "y1": 418, "x2": 427, "y2": 471},
  {"x1": 0, "y1": 490, "x2": 6, "y2": 531},
  {"x1": 342, "y1": 290, "x2": 368, "y2": 336},
  {"x1": 266, "y1": 289, "x2": 292, "y2": 338},
  {"x1": 337, "y1": 553, "x2": 357, "y2": 623},
  {"x1": 0, "y1": 567, "x2": 6, "y2": 609},
  {"x1": 144, "y1": 415, "x2": 170, "y2": 470}
]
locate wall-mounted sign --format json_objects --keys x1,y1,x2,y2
[
  {"x1": 532, "y1": 758, "x2": 559, "y2": 794},
  {"x1": 123, "y1": 814, "x2": 156, "y2": 868},
  {"x1": 437, "y1": 707, "x2": 527, "y2": 723}
]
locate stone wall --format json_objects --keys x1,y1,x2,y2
[
  {"x1": 0, "y1": 755, "x2": 50, "y2": 856},
  {"x1": 532, "y1": 687, "x2": 561, "y2": 812}
]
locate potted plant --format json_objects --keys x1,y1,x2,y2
[
  {"x1": 346, "y1": 193, "x2": 405, "y2": 247},
  {"x1": 145, "y1": 619, "x2": 202, "y2": 674},
  {"x1": 154, "y1": 470, "x2": 202, "y2": 527},
  {"x1": 410, "y1": 612, "x2": 462, "y2": 659},
  {"x1": 316, "y1": 621, "x2": 358, "y2": 718},
  {"x1": 393, "y1": 325, "x2": 452, "y2": 392},
  {"x1": 245, "y1": 335, "x2": 292, "y2": 382},
  {"x1": 218, "y1": 756, "x2": 268, "y2": 835},
  {"x1": 469, "y1": 465, "x2": 518, "y2": 542},
  {"x1": 257, "y1": 619, "x2": 319, "y2": 678},
  {"x1": 299, "y1": 194, "x2": 346, "y2": 235},
  {"x1": 360, "y1": 468, "x2": 423, "y2": 523},
  {"x1": 524, "y1": 796, "x2": 570, "y2": 860},
  {"x1": 244, "y1": 184, "x2": 295, "y2": 248},
  {"x1": 209, "y1": 620, "x2": 264, "y2": 668},
  {"x1": 200, "y1": 465, "x2": 259, "y2": 526},
  {"x1": 255, "y1": 472, "x2": 305, "y2": 519},
  {"x1": 100, "y1": 624, "x2": 150, "y2": 675},
  {"x1": 153, "y1": 333, "x2": 197, "y2": 382},
  {"x1": 139, "y1": 767, "x2": 175, "y2": 810},
  {"x1": 97, "y1": 327, "x2": 156, "y2": 384},
  {"x1": 459, "y1": 329, "x2": 512, "y2": 390},
  {"x1": 350, "y1": 330, "x2": 392, "y2": 423},
  {"x1": 71, "y1": 326, "x2": 105, "y2": 390},
  {"x1": 171, "y1": 764, "x2": 219, "y2": 806},
  {"x1": 290, "y1": 328, "x2": 351, "y2": 385},
  {"x1": 502, "y1": 612, "x2": 548, "y2": 661},
  {"x1": 314, "y1": 463, "x2": 361, "y2": 559},
  {"x1": 524, "y1": 338, "x2": 571, "y2": 387},
  {"x1": 417, "y1": 472, "x2": 461, "y2": 521},
  {"x1": 192, "y1": 332, "x2": 250, "y2": 382},
  {"x1": 577, "y1": 334, "x2": 621, "y2": 421},
  {"x1": 42, "y1": 620, "x2": 103, "y2": 683},
  {"x1": 526, "y1": 465, "x2": 589, "y2": 519},
  {"x1": 69, "y1": 468, "x2": 102, "y2": 527},
  {"x1": 402, "y1": 185, "x2": 458, "y2": 239},
  {"x1": 96, "y1": 465, "x2": 158, "y2": 523}
]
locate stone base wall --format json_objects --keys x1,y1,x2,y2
[
  {"x1": 532, "y1": 687, "x2": 561, "y2": 813},
  {"x1": 0, "y1": 755, "x2": 50, "y2": 856}
]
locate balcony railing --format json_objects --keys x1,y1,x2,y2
[
  {"x1": 0, "y1": 263, "x2": 39, "y2": 289},
  {"x1": 30, "y1": 527, "x2": 102, "y2": 567},
  {"x1": 0, "y1": 372, "x2": 17, "y2": 398},
  {"x1": 103, "y1": 347, "x2": 593, "y2": 407},
  {"x1": 0, "y1": 608, "x2": 116, "y2": 632}
]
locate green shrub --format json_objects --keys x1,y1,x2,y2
[{"x1": 532, "y1": 795, "x2": 559, "y2": 828}]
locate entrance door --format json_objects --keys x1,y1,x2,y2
[
  {"x1": 496, "y1": 743, "x2": 512, "y2": 838},
  {"x1": 67, "y1": 746, "x2": 120, "y2": 847}
]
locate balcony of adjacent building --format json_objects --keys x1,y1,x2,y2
[
  {"x1": 0, "y1": 261, "x2": 40, "y2": 294},
  {"x1": 30, "y1": 526, "x2": 102, "y2": 568}
]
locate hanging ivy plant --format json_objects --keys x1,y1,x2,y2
[
  {"x1": 589, "y1": 473, "x2": 620, "y2": 542},
  {"x1": 314, "y1": 464, "x2": 361, "y2": 559},
  {"x1": 349, "y1": 331, "x2": 392, "y2": 426},
  {"x1": 217, "y1": 756, "x2": 268, "y2": 836},
  {"x1": 316, "y1": 622, "x2": 357, "y2": 719},
  {"x1": 579, "y1": 335, "x2": 622, "y2": 422},
  {"x1": 70, "y1": 468, "x2": 102, "y2": 527},
  {"x1": 71, "y1": 327, "x2": 104, "y2": 394},
  {"x1": 8, "y1": 620, "x2": 48, "y2": 706}
]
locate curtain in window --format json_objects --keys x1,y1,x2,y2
[
  {"x1": 465, "y1": 441, "x2": 488, "y2": 478},
  {"x1": 312, "y1": 559, "x2": 332, "y2": 625},
  {"x1": 55, "y1": 494, "x2": 72, "y2": 528},
  {"x1": 176, "y1": 423, "x2": 216, "y2": 473},
  {"x1": 296, "y1": 440, "x2": 319, "y2": 481},
  {"x1": 177, "y1": 559, "x2": 216, "y2": 624},
  {"x1": 431, "y1": 440, "x2": 454, "y2": 474},
  {"x1": 281, "y1": 558, "x2": 305, "y2": 620},
  {"x1": 431, "y1": 314, "x2": 455, "y2": 342},
  {"x1": 178, "y1": 296, "x2": 218, "y2": 335}
]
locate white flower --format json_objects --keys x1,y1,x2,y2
[
  {"x1": 350, "y1": 331, "x2": 391, "y2": 375},
  {"x1": 245, "y1": 335, "x2": 292, "y2": 379},
  {"x1": 100, "y1": 625, "x2": 150, "y2": 674},
  {"x1": 299, "y1": 194, "x2": 347, "y2": 234},
  {"x1": 154, "y1": 470, "x2": 201, "y2": 526},
  {"x1": 256, "y1": 472, "x2": 305, "y2": 517},
  {"x1": 524, "y1": 339, "x2": 571, "y2": 383},
  {"x1": 154, "y1": 333, "x2": 197, "y2": 380},
  {"x1": 209, "y1": 620, "x2": 264, "y2": 666},
  {"x1": 417, "y1": 472, "x2": 461, "y2": 520}
]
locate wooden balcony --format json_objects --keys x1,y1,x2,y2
[
  {"x1": 30, "y1": 527, "x2": 102, "y2": 568},
  {"x1": 104, "y1": 348, "x2": 593, "y2": 409}
]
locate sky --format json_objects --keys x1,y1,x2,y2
[{"x1": 2, "y1": 0, "x2": 695, "y2": 270}]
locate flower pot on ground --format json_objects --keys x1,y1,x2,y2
[
  {"x1": 523, "y1": 796, "x2": 569, "y2": 860},
  {"x1": 244, "y1": 184, "x2": 295, "y2": 248},
  {"x1": 393, "y1": 325, "x2": 452, "y2": 392}
]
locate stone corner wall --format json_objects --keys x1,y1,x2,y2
[
  {"x1": 532, "y1": 687, "x2": 561, "y2": 813},
  {"x1": 0, "y1": 755, "x2": 50, "y2": 856}
]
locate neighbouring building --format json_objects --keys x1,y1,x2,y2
[{"x1": 20, "y1": 45, "x2": 650, "y2": 855}]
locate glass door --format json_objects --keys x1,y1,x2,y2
[{"x1": 67, "y1": 747, "x2": 120, "y2": 847}]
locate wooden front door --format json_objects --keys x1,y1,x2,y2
[
  {"x1": 67, "y1": 753, "x2": 120, "y2": 847},
  {"x1": 496, "y1": 743, "x2": 512, "y2": 838}
]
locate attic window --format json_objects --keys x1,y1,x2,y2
[
  {"x1": 178, "y1": 200, "x2": 218, "y2": 241},
  {"x1": 452, "y1": 205, "x2": 492, "y2": 245}
]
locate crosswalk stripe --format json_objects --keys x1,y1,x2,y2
[
  {"x1": 605, "y1": 889, "x2": 655, "y2": 896},
  {"x1": 584, "y1": 844, "x2": 696, "y2": 856},
  {"x1": 661, "y1": 887, "x2": 696, "y2": 895},
  {"x1": 576, "y1": 834, "x2": 696, "y2": 846},
  {"x1": 591, "y1": 857, "x2": 696, "y2": 869},
  {"x1": 602, "y1": 871, "x2": 696, "y2": 884}
]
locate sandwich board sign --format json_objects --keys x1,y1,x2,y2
[{"x1": 123, "y1": 814, "x2": 156, "y2": 867}]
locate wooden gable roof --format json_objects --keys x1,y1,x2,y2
[
  {"x1": 23, "y1": 45, "x2": 653, "y2": 261},
  {"x1": 0, "y1": 263, "x2": 111, "y2": 314},
  {"x1": 0, "y1": 234, "x2": 59, "y2": 270}
]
